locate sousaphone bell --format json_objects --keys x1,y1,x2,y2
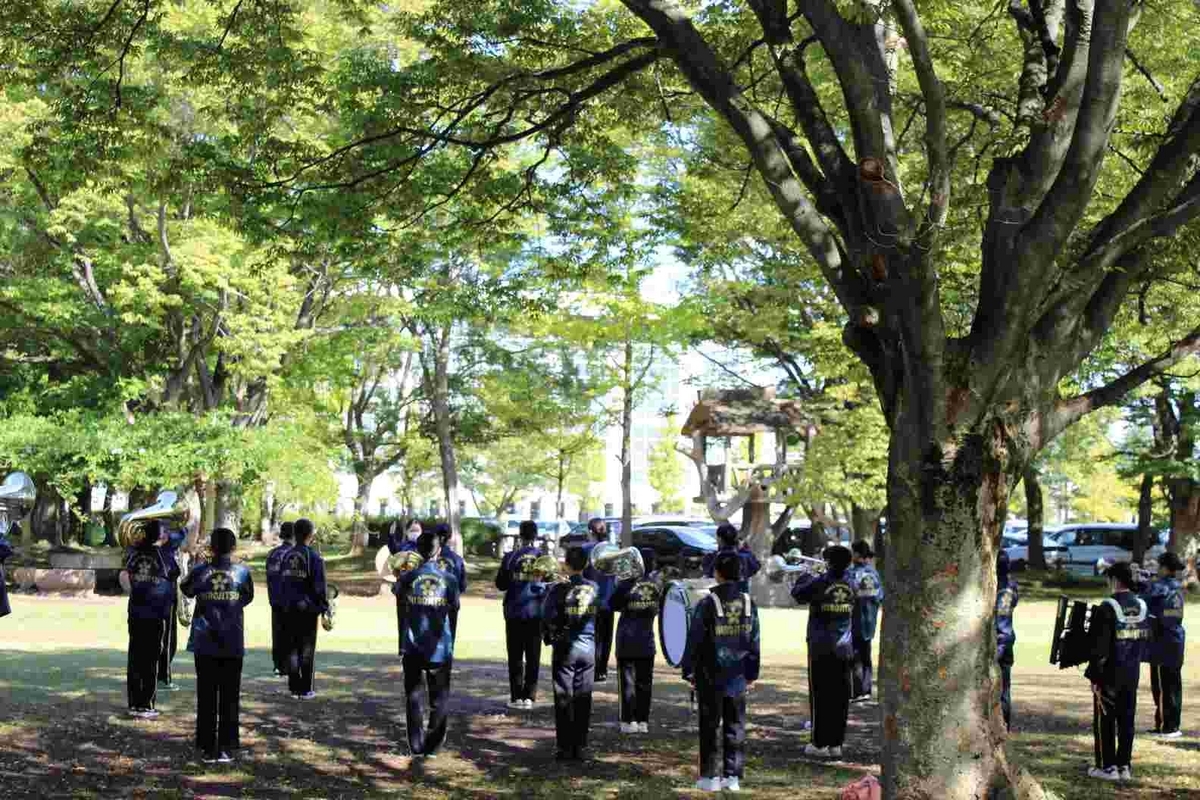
[
  {"x1": 118, "y1": 490, "x2": 192, "y2": 548},
  {"x1": 382, "y1": 550, "x2": 424, "y2": 583},
  {"x1": 0, "y1": 472, "x2": 37, "y2": 536},
  {"x1": 589, "y1": 543, "x2": 645, "y2": 581}
]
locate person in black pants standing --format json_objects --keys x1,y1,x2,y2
[
  {"x1": 792, "y1": 545, "x2": 855, "y2": 759},
  {"x1": 396, "y1": 530, "x2": 461, "y2": 757},
  {"x1": 265, "y1": 521, "x2": 294, "y2": 677},
  {"x1": 610, "y1": 548, "x2": 660, "y2": 734},
  {"x1": 849, "y1": 540, "x2": 883, "y2": 703},
  {"x1": 1141, "y1": 551, "x2": 1186, "y2": 739},
  {"x1": 1086, "y1": 562, "x2": 1152, "y2": 782},
  {"x1": 278, "y1": 518, "x2": 328, "y2": 700},
  {"x1": 433, "y1": 523, "x2": 467, "y2": 640},
  {"x1": 122, "y1": 520, "x2": 179, "y2": 719},
  {"x1": 681, "y1": 552, "x2": 760, "y2": 793},
  {"x1": 581, "y1": 519, "x2": 616, "y2": 682},
  {"x1": 0, "y1": 522, "x2": 15, "y2": 620},
  {"x1": 180, "y1": 527, "x2": 254, "y2": 764},
  {"x1": 158, "y1": 527, "x2": 186, "y2": 692},
  {"x1": 494, "y1": 521, "x2": 546, "y2": 709},
  {"x1": 542, "y1": 547, "x2": 598, "y2": 761},
  {"x1": 994, "y1": 550, "x2": 1019, "y2": 730}
]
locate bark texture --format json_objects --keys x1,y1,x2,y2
[{"x1": 1024, "y1": 466, "x2": 1045, "y2": 570}]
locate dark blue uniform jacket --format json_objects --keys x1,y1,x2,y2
[
  {"x1": 180, "y1": 556, "x2": 254, "y2": 658},
  {"x1": 791, "y1": 568, "x2": 855, "y2": 660},
  {"x1": 276, "y1": 544, "x2": 329, "y2": 614},
  {"x1": 395, "y1": 561, "x2": 460, "y2": 664},
  {"x1": 125, "y1": 543, "x2": 180, "y2": 621},
  {"x1": 611, "y1": 574, "x2": 661, "y2": 659},
  {"x1": 995, "y1": 577, "x2": 1019, "y2": 664},
  {"x1": 851, "y1": 563, "x2": 884, "y2": 641},
  {"x1": 581, "y1": 542, "x2": 617, "y2": 611},
  {"x1": 434, "y1": 547, "x2": 468, "y2": 593},
  {"x1": 681, "y1": 581, "x2": 761, "y2": 697},
  {"x1": 0, "y1": 534, "x2": 12, "y2": 618},
  {"x1": 494, "y1": 546, "x2": 547, "y2": 621},
  {"x1": 702, "y1": 546, "x2": 762, "y2": 594},
  {"x1": 541, "y1": 574, "x2": 598, "y2": 654},
  {"x1": 1086, "y1": 591, "x2": 1152, "y2": 687},
  {"x1": 1141, "y1": 577, "x2": 1186, "y2": 669},
  {"x1": 265, "y1": 541, "x2": 292, "y2": 608}
]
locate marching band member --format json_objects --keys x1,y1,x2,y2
[
  {"x1": 792, "y1": 545, "x2": 855, "y2": 759},
  {"x1": 180, "y1": 527, "x2": 254, "y2": 764},
  {"x1": 266, "y1": 521, "x2": 295, "y2": 677},
  {"x1": 610, "y1": 548, "x2": 660, "y2": 734},
  {"x1": 0, "y1": 522, "x2": 14, "y2": 620},
  {"x1": 541, "y1": 547, "x2": 599, "y2": 761},
  {"x1": 681, "y1": 552, "x2": 760, "y2": 793},
  {"x1": 396, "y1": 530, "x2": 461, "y2": 757},
  {"x1": 433, "y1": 523, "x2": 467, "y2": 640},
  {"x1": 849, "y1": 540, "x2": 883, "y2": 703},
  {"x1": 1086, "y1": 562, "x2": 1151, "y2": 782},
  {"x1": 122, "y1": 519, "x2": 179, "y2": 719},
  {"x1": 1141, "y1": 551, "x2": 1186, "y2": 739},
  {"x1": 995, "y1": 550, "x2": 1019, "y2": 730},
  {"x1": 495, "y1": 521, "x2": 546, "y2": 709},
  {"x1": 581, "y1": 519, "x2": 617, "y2": 682},
  {"x1": 158, "y1": 526, "x2": 186, "y2": 692},
  {"x1": 388, "y1": 518, "x2": 422, "y2": 554},
  {"x1": 278, "y1": 519, "x2": 329, "y2": 700},
  {"x1": 702, "y1": 524, "x2": 761, "y2": 594}
]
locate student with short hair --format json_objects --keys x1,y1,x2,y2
[
  {"x1": 610, "y1": 548, "x2": 660, "y2": 733},
  {"x1": 266, "y1": 521, "x2": 295, "y2": 677},
  {"x1": 433, "y1": 523, "x2": 467, "y2": 640},
  {"x1": 495, "y1": 521, "x2": 546, "y2": 709},
  {"x1": 995, "y1": 550, "x2": 1019, "y2": 730},
  {"x1": 122, "y1": 520, "x2": 179, "y2": 719},
  {"x1": 1141, "y1": 551, "x2": 1186, "y2": 739},
  {"x1": 181, "y1": 527, "x2": 254, "y2": 763},
  {"x1": 702, "y1": 524, "x2": 761, "y2": 593},
  {"x1": 542, "y1": 546, "x2": 599, "y2": 761},
  {"x1": 849, "y1": 540, "x2": 883, "y2": 702},
  {"x1": 278, "y1": 518, "x2": 328, "y2": 699},
  {"x1": 682, "y1": 551, "x2": 760, "y2": 792}
]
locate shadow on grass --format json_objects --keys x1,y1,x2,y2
[{"x1": 0, "y1": 647, "x2": 878, "y2": 799}]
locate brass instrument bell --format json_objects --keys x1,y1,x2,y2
[
  {"x1": 0, "y1": 472, "x2": 36, "y2": 535},
  {"x1": 589, "y1": 543, "x2": 646, "y2": 582},
  {"x1": 118, "y1": 490, "x2": 191, "y2": 548},
  {"x1": 384, "y1": 550, "x2": 425, "y2": 583}
]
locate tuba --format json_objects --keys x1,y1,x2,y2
[
  {"x1": 766, "y1": 549, "x2": 827, "y2": 584},
  {"x1": 589, "y1": 543, "x2": 645, "y2": 582},
  {"x1": 118, "y1": 490, "x2": 191, "y2": 548},
  {"x1": 322, "y1": 584, "x2": 340, "y2": 631},
  {"x1": 383, "y1": 550, "x2": 424, "y2": 583},
  {"x1": 0, "y1": 472, "x2": 37, "y2": 536}
]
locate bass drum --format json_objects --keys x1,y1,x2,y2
[{"x1": 658, "y1": 580, "x2": 712, "y2": 667}]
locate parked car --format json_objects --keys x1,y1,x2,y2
[
  {"x1": 498, "y1": 519, "x2": 570, "y2": 555},
  {"x1": 631, "y1": 524, "x2": 718, "y2": 575},
  {"x1": 1044, "y1": 523, "x2": 1168, "y2": 574},
  {"x1": 630, "y1": 516, "x2": 713, "y2": 529},
  {"x1": 1004, "y1": 534, "x2": 1069, "y2": 571},
  {"x1": 771, "y1": 523, "x2": 851, "y2": 556}
]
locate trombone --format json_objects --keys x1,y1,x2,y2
[{"x1": 766, "y1": 549, "x2": 827, "y2": 584}]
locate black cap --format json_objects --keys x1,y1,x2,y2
[
  {"x1": 1104, "y1": 561, "x2": 1135, "y2": 588},
  {"x1": 1158, "y1": 551, "x2": 1185, "y2": 573}
]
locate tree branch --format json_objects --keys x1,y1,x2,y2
[{"x1": 1125, "y1": 46, "x2": 1168, "y2": 102}]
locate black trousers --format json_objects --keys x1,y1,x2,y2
[
  {"x1": 809, "y1": 652, "x2": 853, "y2": 748},
  {"x1": 504, "y1": 619, "x2": 542, "y2": 702},
  {"x1": 1093, "y1": 683, "x2": 1137, "y2": 769},
  {"x1": 271, "y1": 607, "x2": 285, "y2": 672},
  {"x1": 194, "y1": 655, "x2": 243, "y2": 756},
  {"x1": 851, "y1": 636, "x2": 873, "y2": 697},
  {"x1": 618, "y1": 657, "x2": 654, "y2": 723},
  {"x1": 551, "y1": 645, "x2": 594, "y2": 755},
  {"x1": 594, "y1": 610, "x2": 614, "y2": 678},
  {"x1": 127, "y1": 617, "x2": 165, "y2": 710},
  {"x1": 281, "y1": 610, "x2": 319, "y2": 695},
  {"x1": 999, "y1": 661, "x2": 1013, "y2": 731},
  {"x1": 1151, "y1": 663, "x2": 1183, "y2": 734},
  {"x1": 159, "y1": 595, "x2": 178, "y2": 685},
  {"x1": 697, "y1": 688, "x2": 746, "y2": 779},
  {"x1": 403, "y1": 655, "x2": 451, "y2": 755}
]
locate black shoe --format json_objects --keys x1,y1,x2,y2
[
  {"x1": 554, "y1": 749, "x2": 573, "y2": 761},
  {"x1": 595, "y1": 673, "x2": 608, "y2": 683}
]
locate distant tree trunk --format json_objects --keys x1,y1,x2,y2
[
  {"x1": 430, "y1": 324, "x2": 463, "y2": 553},
  {"x1": 620, "y1": 337, "x2": 634, "y2": 548},
  {"x1": 850, "y1": 503, "x2": 877, "y2": 542},
  {"x1": 1024, "y1": 466, "x2": 1045, "y2": 570},
  {"x1": 1167, "y1": 479, "x2": 1200, "y2": 588},
  {"x1": 1132, "y1": 473, "x2": 1154, "y2": 564},
  {"x1": 555, "y1": 454, "x2": 567, "y2": 520},
  {"x1": 257, "y1": 481, "x2": 275, "y2": 544},
  {"x1": 101, "y1": 487, "x2": 118, "y2": 547},
  {"x1": 350, "y1": 471, "x2": 373, "y2": 556},
  {"x1": 803, "y1": 507, "x2": 826, "y2": 555},
  {"x1": 214, "y1": 479, "x2": 242, "y2": 535},
  {"x1": 73, "y1": 481, "x2": 92, "y2": 546}
]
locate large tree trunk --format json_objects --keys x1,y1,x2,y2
[
  {"x1": 619, "y1": 336, "x2": 634, "y2": 547},
  {"x1": 214, "y1": 479, "x2": 242, "y2": 535},
  {"x1": 1024, "y1": 465, "x2": 1045, "y2": 570},
  {"x1": 1132, "y1": 473, "x2": 1154, "y2": 564},
  {"x1": 101, "y1": 486, "x2": 118, "y2": 547},
  {"x1": 1167, "y1": 478, "x2": 1200, "y2": 587},
  {"x1": 850, "y1": 503, "x2": 877, "y2": 542},
  {"x1": 349, "y1": 470, "x2": 373, "y2": 556},
  {"x1": 431, "y1": 325, "x2": 463, "y2": 553}
]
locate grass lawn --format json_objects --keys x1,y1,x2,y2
[{"x1": 1, "y1": 584, "x2": 1197, "y2": 798}]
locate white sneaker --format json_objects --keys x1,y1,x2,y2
[
  {"x1": 299, "y1": 691, "x2": 317, "y2": 700},
  {"x1": 637, "y1": 722, "x2": 649, "y2": 733},
  {"x1": 141, "y1": 708, "x2": 160, "y2": 719},
  {"x1": 804, "y1": 744, "x2": 829, "y2": 757},
  {"x1": 694, "y1": 777, "x2": 721, "y2": 792},
  {"x1": 506, "y1": 699, "x2": 524, "y2": 710},
  {"x1": 1088, "y1": 766, "x2": 1120, "y2": 781},
  {"x1": 827, "y1": 746, "x2": 843, "y2": 759},
  {"x1": 619, "y1": 722, "x2": 635, "y2": 733},
  {"x1": 1118, "y1": 766, "x2": 1132, "y2": 781},
  {"x1": 722, "y1": 776, "x2": 741, "y2": 792},
  {"x1": 522, "y1": 698, "x2": 534, "y2": 709},
  {"x1": 1159, "y1": 730, "x2": 1183, "y2": 739}
]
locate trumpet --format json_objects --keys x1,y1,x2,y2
[
  {"x1": 766, "y1": 550, "x2": 827, "y2": 584},
  {"x1": 118, "y1": 490, "x2": 191, "y2": 548},
  {"x1": 589, "y1": 543, "x2": 645, "y2": 582},
  {"x1": 322, "y1": 584, "x2": 340, "y2": 631},
  {"x1": 0, "y1": 472, "x2": 36, "y2": 536},
  {"x1": 383, "y1": 550, "x2": 424, "y2": 583}
]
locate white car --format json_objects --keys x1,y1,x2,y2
[
  {"x1": 1042, "y1": 523, "x2": 1167, "y2": 574},
  {"x1": 1004, "y1": 533, "x2": 1069, "y2": 571}
]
